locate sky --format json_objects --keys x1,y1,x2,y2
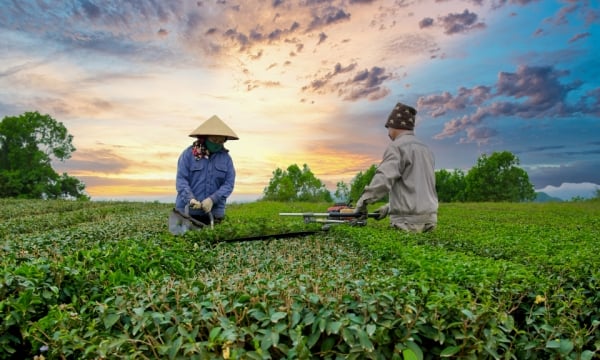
[{"x1": 1, "y1": 0, "x2": 599, "y2": 202}]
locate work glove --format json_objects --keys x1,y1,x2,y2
[
  {"x1": 190, "y1": 198, "x2": 202, "y2": 209},
  {"x1": 354, "y1": 199, "x2": 368, "y2": 220},
  {"x1": 354, "y1": 198, "x2": 367, "y2": 215},
  {"x1": 375, "y1": 203, "x2": 389, "y2": 220},
  {"x1": 201, "y1": 197, "x2": 213, "y2": 212}
]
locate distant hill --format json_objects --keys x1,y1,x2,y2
[{"x1": 534, "y1": 192, "x2": 563, "y2": 202}]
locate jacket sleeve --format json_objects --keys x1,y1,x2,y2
[
  {"x1": 176, "y1": 148, "x2": 195, "y2": 204},
  {"x1": 360, "y1": 145, "x2": 402, "y2": 205},
  {"x1": 210, "y1": 155, "x2": 236, "y2": 204}
]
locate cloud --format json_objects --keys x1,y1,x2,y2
[
  {"x1": 0, "y1": 59, "x2": 53, "y2": 78},
  {"x1": 583, "y1": 7, "x2": 600, "y2": 26},
  {"x1": 421, "y1": 64, "x2": 597, "y2": 143},
  {"x1": 78, "y1": 0, "x2": 102, "y2": 20},
  {"x1": 536, "y1": 182, "x2": 600, "y2": 200},
  {"x1": 490, "y1": 0, "x2": 540, "y2": 10},
  {"x1": 52, "y1": 147, "x2": 130, "y2": 174},
  {"x1": 385, "y1": 32, "x2": 439, "y2": 57},
  {"x1": 545, "y1": 1, "x2": 579, "y2": 26},
  {"x1": 303, "y1": 62, "x2": 358, "y2": 93},
  {"x1": 461, "y1": 126, "x2": 498, "y2": 145},
  {"x1": 534, "y1": 0, "x2": 598, "y2": 39},
  {"x1": 1, "y1": 0, "x2": 185, "y2": 57},
  {"x1": 568, "y1": 32, "x2": 590, "y2": 43},
  {"x1": 438, "y1": 9, "x2": 486, "y2": 35},
  {"x1": 495, "y1": 65, "x2": 577, "y2": 114},
  {"x1": 417, "y1": 86, "x2": 492, "y2": 117},
  {"x1": 317, "y1": 32, "x2": 328, "y2": 45},
  {"x1": 306, "y1": 6, "x2": 351, "y2": 32},
  {"x1": 341, "y1": 67, "x2": 392, "y2": 101},
  {"x1": 244, "y1": 79, "x2": 282, "y2": 92},
  {"x1": 419, "y1": 17, "x2": 434, "y2": 29},
  {"x1": 527, "y1": 159, "x2": 600, "y2": 189},
  {"x1": 302, "y1": 63, "x2": 394, "y2": 101},
  {"x1": 174, "y1": 2, "x2": 355, "y2": 58},
  {"x1": 221, "y1": 20, "x2": 303, "y2": 52},
  {"x1": 581, "y1": 88, "x2": 600, "y2": 116},
  {"x1": 515, "y1": 145, "x2": 566, "y2": 154},
  {"x1": 0, "y1": 0, "x2": 445, "y2": 104},
  {"x1": 419, "y1": 9, "x2": 486, "y2": 35}
]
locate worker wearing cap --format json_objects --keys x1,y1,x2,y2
[
  {"x1": 355, "y1": 102, "x2": 438, "y2": 233},
  {"x1": 175, "y1": 115, "x2": 239, "y2": 225}
]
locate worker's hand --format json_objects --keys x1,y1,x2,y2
[
  {"x1": 375, "y1": 204, "x2": 389, "y2": 220},
  {"x1": 355, "y1": 198, "x2": 367, "y2": 215},
  {"x1": 190, "y1": 198, "x2": 202, "y2": 209},
  {"x1": 350, "y1": 200, "x2": 366, "y2": 223},
  {"x1": 201, "y1": 197, "x2": 213, "y2": 212}
]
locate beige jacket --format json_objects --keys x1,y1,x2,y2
[{"x1": 359, "y1": 132, "x2": 438, "y2": 227}]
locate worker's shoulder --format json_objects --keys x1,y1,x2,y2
[{"x1": 395, "y1": 134, "x2": 427, "y2": 147}]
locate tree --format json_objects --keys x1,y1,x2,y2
[
  {"x1": 0, "y1": 111, "x2": 89, "y2": 200},
  {"x1": 47, "y1": 172, "x2": 88, "y2": 200},
  {"x1": 464, "y1": 151, "x2": 535, "y2": 202},
  {"x1": 435, "y1": 168, "x2": 466, "y2": 202},
  {"x1": 334, "y1": 181, "x2": 350, "y2": 203},
  {"x1": 262, "y1": 164, "x2": 332, "y2": 202},
  {"x1": 349, "y1": 164, "x2": 378, "y2": 204}
]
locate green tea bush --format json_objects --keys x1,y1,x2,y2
[{"x1": 0, "y1": 199, "x2": 598, "y2": 359}]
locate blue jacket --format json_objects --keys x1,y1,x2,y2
[{"x1": 175, "y1": 145, "x2": 235, "y2": 217}]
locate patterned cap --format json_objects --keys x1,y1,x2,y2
[{"x1": 385, "y1": 102, "x2": 417, "y2": 130}]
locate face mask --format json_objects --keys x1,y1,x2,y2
[{"x1": 205, "y1": 140, "x2": 223, "y2": 153}]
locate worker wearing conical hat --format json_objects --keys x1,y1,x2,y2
[{"x1": 175, "y1": 115, "x2": 239, "y2": 225}]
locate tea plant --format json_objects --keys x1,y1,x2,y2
[{"x1": 1, "y1": 199, "x2": 599, "y2": 359}]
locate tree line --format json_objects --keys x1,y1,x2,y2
[{"x1": 262, "y1": 151, "x2": 537, "y2": 204}]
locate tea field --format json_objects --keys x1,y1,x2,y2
[{"x1": 1, "y1": 199, "x2": 599, "y2": 359}]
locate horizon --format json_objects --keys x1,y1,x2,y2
[{"x1": 90, "y1": 181, "x2": 599, "y2": 204}]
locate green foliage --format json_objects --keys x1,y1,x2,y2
[
  {"x1": 349, "y1": 164, "x2": 378, "y2": 204},
  {"x1": 334, "y1": 180, "x2": 350, "y2": 203},
  {"x1": 1, "y1": 199, "x2": 600, "y2": 359},
  {"x1": 465, "y1": 151, "x2": 535, "y2": 202},
  {"x1": 435, "y1": 168, "x2": 466, "y2": 202},
  {"x1": 262, "y1": 164, "x2": 332, "y2": 202},
  {"x1": 353, "y1": 151, "x2": 535, "y2": 203},
  {"x1": 0, "y1": 111, "x2": 88, "y2": 200}
]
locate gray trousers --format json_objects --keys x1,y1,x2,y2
[{"x1": 391, "y1": 222, "x2": 436, "y2": 233}]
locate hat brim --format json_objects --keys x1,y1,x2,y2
[{"x1": 188, "y1": 115, "x2": 239, "y2": 140}]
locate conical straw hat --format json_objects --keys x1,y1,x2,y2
[{"x1": 188, "y1": 115, "x2": 239, "y2": 140}]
